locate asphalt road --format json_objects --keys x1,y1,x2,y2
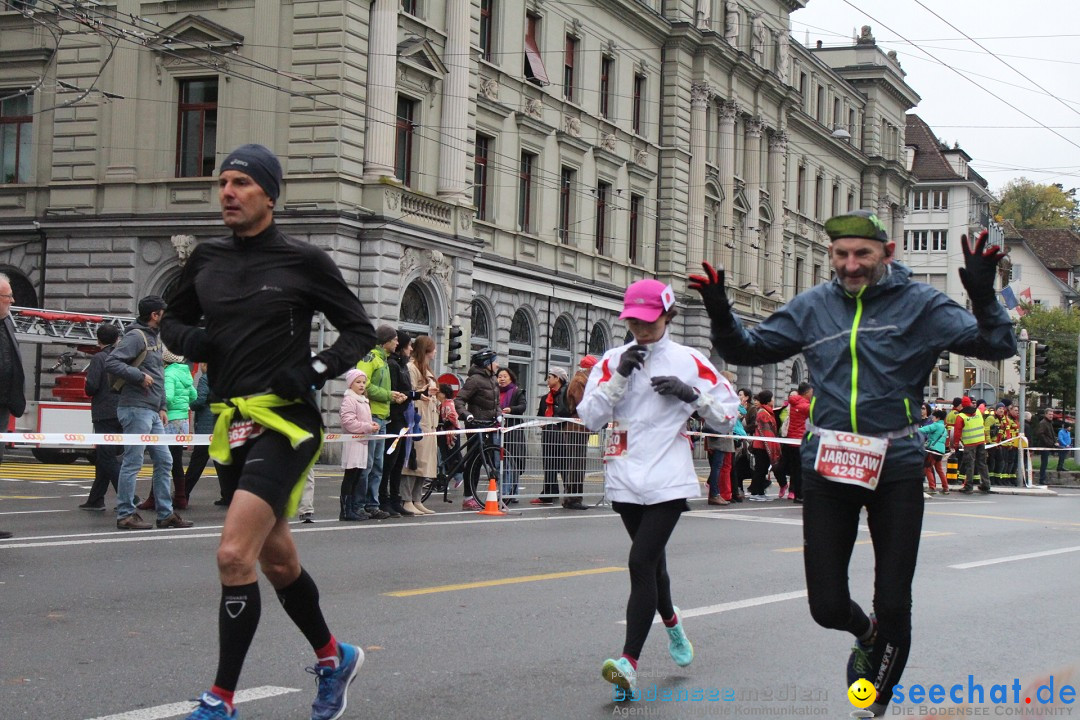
[{"x1": 2, "y1": 457, "x2": 1079, "y2": 720}]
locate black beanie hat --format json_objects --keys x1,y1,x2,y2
[{"x1": 220, "y1": 144, "x2": 283, "y2": 201}]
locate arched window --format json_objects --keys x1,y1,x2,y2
[
  {"x1": 550, "y1": 315, "x2": 574, "y2": 372},
  {"x1": 508, "y1": 308, "x2": 535, "y2": 405},
  {"x1": 470, "y1": 300, "x2": 492, "y2": 354},
  {"x1": 399, "y1": 281, "x2": 432, "y2": 337},
  {"x1": 588, "y1": 323, "x2": 608, "y2": 356}
]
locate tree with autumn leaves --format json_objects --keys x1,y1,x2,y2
[{"x1": 994, "y1": 178, "x2": 1079, "y2": 231}]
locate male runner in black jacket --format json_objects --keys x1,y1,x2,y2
[{"x1": 162, "y1": 144, "x2": 376, "y2": 720}]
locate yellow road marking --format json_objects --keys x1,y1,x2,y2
[
  {"x1": 775, "y1": 530, "x2": 955, "y2": 553},
  {"x1": 0, "y1": 495, "x2": 54, "y2": 500},
  {"x1": 385, "y1": 566, "x2": 624, "y2": 597},
  {"x1": 925, "y1": 510, "x2": 1080, "y2": 528}
]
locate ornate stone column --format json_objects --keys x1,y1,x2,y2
[
  {"x1": 363, "y1": 0, "x2": 397, "y2": 180},
  {"x1": 745, "y1": 117, "x2": 764, "y2": 290},
  {"x1": 766, "y1": 131, "x2": 788, "y2": 294},
  {"x1": 687, "y1": 82, "x2": 712, "y2": 272},
  {"x1": 718, "y1": 100, "x2": 737, "y2": 274},
  {"x1": 438, "y1": 0, "x2": 470, "y2": 200}
]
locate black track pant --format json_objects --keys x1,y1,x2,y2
[
  {"x1": 612, "y1": 499, "x2": 686, "y2": 660},
  {"x1": 803, "y1": 470, "x2": 923, "y2": 710}
]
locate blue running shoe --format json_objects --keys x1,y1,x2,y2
[
  {"x1": 186, "y1": 692, "x2": 237, "y2": 720},
  {"x1": 665, "y1": 607, "x2": 694, "y2": 667},
  {"x1": 308, "y1": 642, "x2": 364, "y2": 720},
  {"x1": 601, "y1": 657, "x2": 638, "y2": 695},
  {"x1": 846, "y1": 614, "x2": 877, "y2": 686}
]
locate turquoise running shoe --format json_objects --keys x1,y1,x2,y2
[
  {"x1": 601, "y1": 657, "x2": 638, "y2": 695},
  {"x1": 665, "y1": 607, "x2": 694, "y2": 667},
  {"x1": 308, "y1": 642, "x2": 364, "y2": 720},
  {"x1": 185, "y1": 692, "x2": 237, "y2": 720}
]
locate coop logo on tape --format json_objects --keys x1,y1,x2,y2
[
  {"x1": 833, "y1": 432, "x2": 873, "y2": 447},
  {"x1": 22, "y1": 433, "x2": 45, "y2": 441},
  {"x1": 104, "y1": 434, "x2": 124, "y2": 442},
  {"x1": 174, "y1": 434, "x2": 194, "y2": 443},
  {"x1": 141, "y1": 434, "x2": 159, "y2": 442},
  {"x1": 64, "y1": 433, "x2": 86, "y2": 442}
]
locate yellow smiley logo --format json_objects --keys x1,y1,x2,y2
[{"x1": 847, "y1": 678, "x2": 876, "y2": 708}]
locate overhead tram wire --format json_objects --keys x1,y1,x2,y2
[{"x1": 837, "y1": 0, "x2": 1080, "y2": 156}]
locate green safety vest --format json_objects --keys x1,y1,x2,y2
[{"x1": 961, "y1": 410, "x2": 986, "y2": 447}]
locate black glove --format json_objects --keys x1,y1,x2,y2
[
  {"x1": 688, "y1": 261, "x2": 737, "y2": 334},
  {"x1": 959, "y1": 230, "x2": 1004, "y2": 307},
  {"x1": 651, "y1": 376, "x2": 699, "y2": 404},
  {"x1": 270, "y1": 363, "x2": 325, "y2": 400},
  {"x1": 617, "y1": 344, "x2": 648, "y2": 377}
]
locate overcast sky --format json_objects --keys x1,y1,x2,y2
[{"x1": 789, "y1": 0, "x2": 1080, "y2": 197}]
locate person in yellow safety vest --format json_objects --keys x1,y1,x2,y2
[
  {"x1": 944, "y1": 397, "x2": 965, "y2": 435},
  {"x1": 952, "y1": 403, "x2": 990, "y2": 493},
  {"x1": 983, "y1": 402, "x2": 1004, "y2": 485},
  {"x1": 998, "y1": 403, "x2": 1020, "y2": 487}
]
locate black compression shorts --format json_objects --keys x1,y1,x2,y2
[{"x1": 216, "y1": 411, "x2": 322, "y2": 518}]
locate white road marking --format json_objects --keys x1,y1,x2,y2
[
  {"x1": 687, "y1": 511, "x2": 871, "y2": 531},
  {"x1": 0, "y1": 509, "x2": 69, "y2": 516},
  {"x1": 84, "y1": 685, "x2": 300, "y2": 720},
  {"x1": 0, "y1": 510, "x2": 618, "y2": 549},
  {"x1": 618, "y1": 590, "x2": 808, "y2": 625},
  {"x1": 950, "y1": 545, "x2": 1080, "y2": 569}
]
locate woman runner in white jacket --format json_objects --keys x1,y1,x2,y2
[{"x1": 577, "y1": 279, "x2": 740, "y2": 695}]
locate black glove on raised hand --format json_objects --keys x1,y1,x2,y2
[
  {"x1": 651, "y1": 376, "x2": 699, "y2": 404},
  {"x1": 617, "y1": 344, "x2": 648, "y2": 377},
  {"x1": 270, "y1": 363, "x2": 325, "y2": 400},
  {"x1": 959, "y1": 230, "x2": 1004, "y2": 308},
  {"x1": 688, "y1": 261, "x2": 737, "y2": 335}
]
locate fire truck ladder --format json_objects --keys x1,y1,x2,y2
[{"x1": 10, "y1": 306, "x2": 137, "y2": 344}]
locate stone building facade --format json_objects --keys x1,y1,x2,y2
[{"x1": 0, "y1": 0, "x2": 919, "y2": 420}]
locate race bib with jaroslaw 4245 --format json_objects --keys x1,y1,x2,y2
[{"x1": 813, "y1": 428, "x2": 888, "y2": 490}]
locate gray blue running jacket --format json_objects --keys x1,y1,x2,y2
[{"x1": 711, "y1": 261, "x2": 1017, "y2": 477}]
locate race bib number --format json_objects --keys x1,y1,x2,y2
[
  {"x1": 228, "y1": 419, "x2": 265, "y2": 449},
  {"x1": 813, "y1": 429, "x2": 888, "y2": 490},
  {"x1": 605, "y1": 424, "x2": 628, "y2": 459}
]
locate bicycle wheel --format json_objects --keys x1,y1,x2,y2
[{"x1": 468, "y1": 444, "x2": 503, "y2": 506}]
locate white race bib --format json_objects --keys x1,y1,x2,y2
[{"x1": 813, "y1": 429, "x2": 888, "y2": 490}]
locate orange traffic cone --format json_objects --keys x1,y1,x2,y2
[{"x1": 477, "y1": 477, "x2": 507, "y2": 516}]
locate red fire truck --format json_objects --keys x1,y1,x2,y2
[{"x1": 9, "y1": 307, "x2": 136, "y2": 464}]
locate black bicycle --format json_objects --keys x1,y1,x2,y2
[{"x1": 422, "y1": 418, "x2": 502, "y2": 506}]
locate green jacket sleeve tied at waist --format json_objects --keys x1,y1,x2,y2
[{"x1": 209, "y1": 393, "x2": 319, "y2": 465}]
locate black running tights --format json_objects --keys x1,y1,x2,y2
[
  {"x1": 802, "y1": 471, "x2": 924, "y2": 707},
  {"x1": 612, "y1": 499, "x2": 686, "y2": 660}
]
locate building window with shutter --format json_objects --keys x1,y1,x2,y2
[{"x1": 524, "y1": 13, "x2": 549, "y2": 85}]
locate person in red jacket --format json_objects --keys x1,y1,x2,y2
[{"x1": 783, "y1": 383, "x2": 813, "y2": 503}]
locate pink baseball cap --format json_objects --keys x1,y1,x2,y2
[{"x1": 620, "y1": 279, "x2": 676, "y2": 322}]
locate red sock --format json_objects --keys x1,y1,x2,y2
[
  {"x1": 620, "y1": 653, "x2": 638, "y2": 670},
  {"x1": 209, "y1": 686, "x2": 235, "y2": 711},
  {"x1": 316, "y1": 636, "x2": 340, "y2": 668},
  {"x1": 662, "y1": 612, "x2": 679, "y2": 628}
]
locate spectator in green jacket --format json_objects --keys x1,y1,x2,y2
[
  {"x1": 354, "y1": 325, "x2": 406, "y2": 518},
  {"x1": 164, "y1": 349, "x2": 197, "y2": 507}
]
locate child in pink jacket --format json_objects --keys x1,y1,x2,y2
[{"x1": 340, "y1": 368, "x2": 379, "y2": 521}]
